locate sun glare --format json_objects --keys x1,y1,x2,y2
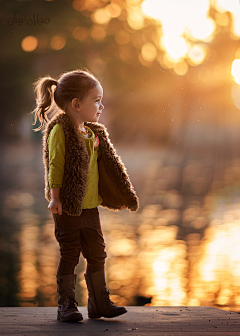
[
  {"x1": 215, "y1": 0, "x2": 239, "y2": 14},
  {"x1": 141, "y1": 0, "x2": 240, "y2": 71},
  {"x1": 189, "y1": 18, "x2": 215, "y2": 41},
  {"x1": 141, "y1": 0, "x2": 213, "y2": 66},
  {"x1": 161, "y1": 36, "x2": 188, "y2": 62}
]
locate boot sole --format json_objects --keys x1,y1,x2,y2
[
  {"x1": 89, "y1": 309, "x2": 127, "y2": 319},
  {"x1": 57, "y1": 313, "x2": 83, "y2": 322}
]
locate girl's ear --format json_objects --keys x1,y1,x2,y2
[{"x1": 71, "y1": 98, "x2": 81, "y2": 111}]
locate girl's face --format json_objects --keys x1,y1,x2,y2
[{"x1": 79, "y1": 82, "x2": 104, "y2": 122}]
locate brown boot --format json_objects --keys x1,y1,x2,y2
[
  {"x1": 57, "y1": 274, "x2": 83, "y2": 322},
  {"x1": 84, "y1": 270, "x2": 127, "y2": 318}
]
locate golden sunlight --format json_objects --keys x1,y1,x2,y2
[
  {"x1": 142, "y1": 0, "x2": 212, "y2": 40},
  {"x1": 18, "y1": 223, "x2": 39, "y2": 302},
  {"x1": 192, "y1": 221, "x2": 240, "y2": 307},
  {"x1": 141, "y1": 0, "x2": 214, "y2": 65}
]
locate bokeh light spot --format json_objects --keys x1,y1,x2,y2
[
  {"x1": 127, "y1": 8, "x2": 144, "y2": 30},
  {"x1": 141, "y1": 42, "x2": 158, "y2": 62},
  {"x1": 90, "y1": 25, "x2": 106, "y2": 41},
  {"x1": 72, "y1": 0, "x2": 86, "y2": 11},
  {"x1": 105, "y1": 3, "x2": 122, "y2": 18},
  {"x1": 50, "y1": 35, "x2": 66, "y2": 50},
  {"x1": 21, "y1": 36, "x2": 38, "y2": 52},
  {"x1": 173, "y1": 61, "x2": 189, "y2": 76},
  {"x1": 188, "y1": 44, "x2": 206, "y2": 65},
  {"x1": 93, "y1": 8, "x2": 111, "y2": 24},
  {"x1": 72, "y1": 26, "x2": 88, "y2": 41}
]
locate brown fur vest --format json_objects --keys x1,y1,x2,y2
[{"x1": 42, "y1": 112, "x2": 139, "y2": 216}]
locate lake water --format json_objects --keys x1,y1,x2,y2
[{"x1": 1, "y1": 135, "x2": 240, "y2": 312}]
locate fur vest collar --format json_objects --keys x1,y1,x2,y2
[{"x1": 43, "y1": 112, "x2": 139, "y2": 216}]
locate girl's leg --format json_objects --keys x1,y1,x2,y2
[
  {"x1": 80, "y1": 208, "x2": 127, "y2": 318},
  {"x1": 54, "y1": 212, "x2": 83, "y2": 275},
  {"x1": 52, "y1": 212, "x2": 83, "y2": 322},
  {"x1": 79, "y1": 208, "x2": 107, "y2": 273}
]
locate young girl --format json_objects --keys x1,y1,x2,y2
[{"x1": 32, "y1": 69, "x2": 139, "y2": 322}]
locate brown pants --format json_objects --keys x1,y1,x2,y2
[{"x1": 53, "y1": 207, "x2": 107, "y2": 276}]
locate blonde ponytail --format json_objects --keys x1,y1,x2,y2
[{"x1": 31, "y1": 76, "x2": 58, "y2": 131}]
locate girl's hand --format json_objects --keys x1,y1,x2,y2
[
  {"x1": 48, "y1": 199, "x2": 62, "y2": 215},
  {"x1": 119, "y1": 205, "x2": 127, "y2": 211}
]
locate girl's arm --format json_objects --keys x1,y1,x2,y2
[
  {"x1": 47, "y1": 124, "x2": 65, "y2": 215},
  {"x1": 48, "y1": 187, "x2": 62, "y2": 215}
]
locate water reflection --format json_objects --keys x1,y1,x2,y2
[
  {"x1": 18, "y1": 219, "x2": 39, "y2": 304},
  {"x1": 190, "y1": 215, "x2": 240, "y2": 309},
  {"x1": 2, "y1": 140, "x2": 240, "y2": 312},
  {"x1": 16, "y1": 210, "x2": 58, "y2": 306}
]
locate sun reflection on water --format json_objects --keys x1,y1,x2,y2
[
  {"x1": 15, "y1": 209, "x2": 59, "y2": 306},
  {"x1": 17, "y1": 213, "x2": 39, "y2": 305},
  {"x1": 190, "y1": 216, "x2": 240, "y2": 309}
]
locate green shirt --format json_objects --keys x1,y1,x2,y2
[{"x1": 47, "y1": 123, "x2": 103, "y2": 209}]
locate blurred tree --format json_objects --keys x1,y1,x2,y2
[{"x1": 0, "y1": 0, "x2": 239, "y2": 145}]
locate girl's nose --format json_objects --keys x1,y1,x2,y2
[{"x1": 100, "y1": 103, "x2": 104, "y2": 110}]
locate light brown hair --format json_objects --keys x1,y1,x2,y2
[{"x1": 31, "y1": 69, "x2": 100, "y2": 131}]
